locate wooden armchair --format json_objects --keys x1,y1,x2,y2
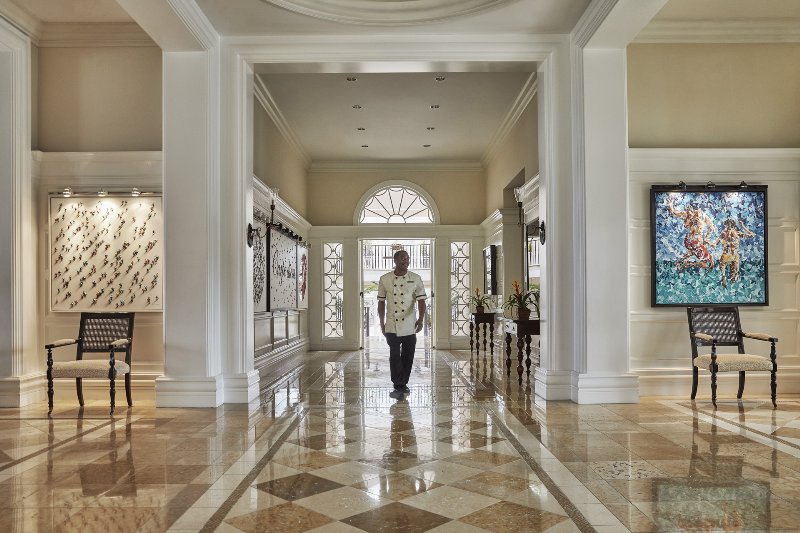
[
  {"x1": 687, "y1": 306, "x2": 777, "y2": 408},
  {"x1": 45, "y1": 312, "x2": 135, "y2": 415}
]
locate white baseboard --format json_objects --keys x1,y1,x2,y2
[
  {"x1": 223, "y1": 370, "x2": 260, "y2": 403},
  {"x1": 574, "y1": 372, "x2": 640, "y2": 404},
  {"x1": 637, "y1": 367, "x2": 800, "y2": 398},
  {"x1": 155, "y1": 374, "x2": 223, "y2": 407},
  {"x1": 0, "y1": 373, "x2": 46, "y2": 407},
  {"x1": 534, "y1": 369, "x2": 573, "y2": 400}
]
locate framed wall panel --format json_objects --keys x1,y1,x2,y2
[
  {"x1": 49, "y1": 195, "x2": 163, "y2": 312},
  {"x1": 269, "y1": 226, "x2": 298, "y2": 310},
  {"x1": 253, "y1": 207, "x2": 269, "y2": 314},
  {"x1": 296, "y1": 242, "x2": 309, "y2": 310}
]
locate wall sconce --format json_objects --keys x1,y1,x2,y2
[
  {"x1": 62, "y1": 187, "x2": 73, "y2": 197},
  {"x1": 269, "y1": 187, "x2": 279, "y2": 224},
  {"x1": 539, "y1": 220, "x2": 546, "y2": 245},
  {"x1": 97, "y1": 189, "x2": 108, "y2": 197},
  {"x1": 131, "y1": 187, "x2": 141, "y2": 197},
  {"x1": 246, "y1": 223, "x2": 264, "y2": 248},
  {"x1": 513, "y1": 186, "x2": 523, "y2": 226}
]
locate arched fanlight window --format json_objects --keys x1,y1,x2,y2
[{"x1": 357, "y1": 182, "x2": 438, "y2": 224}]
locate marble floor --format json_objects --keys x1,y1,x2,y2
[{"x1": 3, "y1": 346, "x2": 800, "y2": 532}]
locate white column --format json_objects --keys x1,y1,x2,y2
[
  {"x1": 575, "y1": 47, "x2": 639, "y2": 403},
  {"x1": 155, "y1": 51, "x2": 224, "y2": 406},
  {"x1": 0, "y1": 20, "x2": 39, "y2": 406}
]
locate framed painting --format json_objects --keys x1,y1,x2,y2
[
  {"x1": 252, "y1": 207, "x2": 269, "y2": 314},
  {"x1": 296, "y1": 242, "x2": 309, "y2": 310},
  {"x1": 650, "y1": 184, "x2": 768, "y2": 306},
  {"x1": 49, "y1": 195, "x2": 163, "y2": 312},
  {"x1": 483, "y1": 245, "x2": 498, "y2": 295},
  {"x1": 268, "y1": 226, "x2": 298, "y2": 310}
]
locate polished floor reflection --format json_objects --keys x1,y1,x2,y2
[{"x1": 2, "y1": 347, "x2": 800, "y2": 531}]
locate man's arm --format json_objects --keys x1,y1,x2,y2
[
  {"x1": 415, "y1": 299, "x2": 426, "y2": 333},
  {"x1": 377, "y1": 300, "x2": 386, "y2": 335}
]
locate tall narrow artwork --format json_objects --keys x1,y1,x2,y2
[
  {"x1": 252, "y1": 207, "x2": 269, "y2": 313},
  {"x1": 296, "y1": 242, "x2": 309, "y2": 309},
  {"x1": 269, "y1": 226, "x2": 298, "y2": 310},
  {"x1": 49, "y1": 195, "x2": 163, "y2": 312},
  {"x1": 650, "y1": 184, "x2": 768, "y2": 306}
]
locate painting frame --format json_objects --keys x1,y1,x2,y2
[
  {"x1": 268, "y1": 226, "x2": 299, "y2": 311},
  {"x1": 483, "y1": 245, "x2": 498, "y2": 296},
  {"x1": 650, "y1": 183, "x2": 768, "y2": 307}
]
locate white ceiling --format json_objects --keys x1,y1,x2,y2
[
  {"x1": 652, "y1": 0, "x2": 800, "y2": 21},
  {"x1": 10, "y1": 0, "x2": 132, "y2": 23},
  {"x1": 259, "y1": 71, "x2": 533, "y2": 161}
]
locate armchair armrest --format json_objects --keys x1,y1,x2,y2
[
  {"x1": 109, "y1": 338, "x2": 131, "y2": 349},
  {"x1": 45, "y1": 338, "x2": 77, "y2": 349},
  {"x1": 692, "y1": 332, "x2": 714, "y2": 343},
  {"x1": 743, "y1": 332, "x2": 778, "y2": 343}
]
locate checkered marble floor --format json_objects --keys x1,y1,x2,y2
[{"x1": 3, "y1": 346, "x2": 800, "y2": 532}]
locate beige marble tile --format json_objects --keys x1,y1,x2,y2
[
  {"x1": 401, "y1": 485, "x2": 500, "y2": 519},
  {"x1": 295, "y1": 486, "x2": 391, "y2": 520},
  {"x1": 401, "y1": 459, "x2": 484, "y2": 484}
]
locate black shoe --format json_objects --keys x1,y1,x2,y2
[
  {"x1": 400, "y1": 385, "x2": 411, "y2": 393},
  {"x1": 389, "y1": 390, "x2": 404, "y2": 400}
]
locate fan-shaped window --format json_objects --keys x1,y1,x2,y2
[{"x1": 358, "y1": 183, "x2": 437, "y2": 224}]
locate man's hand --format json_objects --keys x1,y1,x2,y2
[{"x1": 415, "y1": 319, "x2": 423, "y2": 333}]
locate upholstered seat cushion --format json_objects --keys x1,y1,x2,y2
[
  {"x1": 694, "y1": 353, "x2": 773, "y2": 372},
  {"x1": 51, "y1": 360, "x2": 130, "y2": 378}
]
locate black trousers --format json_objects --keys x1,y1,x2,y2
[{"x1": 385, "y1": 333, "x2": 416, "y2": 388}]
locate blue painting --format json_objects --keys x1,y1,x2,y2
[{"x1": 651, "y1": 186, "x2": 768, "y2": 306}]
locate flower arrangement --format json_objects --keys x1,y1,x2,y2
[
  {"x1": 467, "y1": 287, "x2": 492, "y2": 311},
  {"x1": 503, "y1": 280, "x2": 540, "y2": 318}
]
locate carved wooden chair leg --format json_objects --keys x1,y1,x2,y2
[
  {"x1": 691, "y1": 366, "x2": 698, "y2": 399},
  {"x1": 46, "y1": 347, "x2": 54, "y2": 415},
  {"x1": 76, "y1": 378, "x2": 84, "y2": 406},
  {"x1": 711, "y1": 363, "x2": 718, "y2": 408},
  {"x1": 737, "y1": 371, "x2": 745, "y2": 399},
  {"x1": 770, "y1": 341, "x2": 777, "y2": 409},
  {"x1": 125, "y1": 374, "x2": 133, "y2": 406}
]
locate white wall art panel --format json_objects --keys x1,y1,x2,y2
[
  {"x1": 253, "y1": 206, "x2": 268, "y2": 314},
  {"x1": 269, "y1": 226, "x2": 297, "y2": 311},
  {"x1": 49, "y1": 195, "x2": 163, "y2": 312},
  {"x1": 296, "y1": 242, "x2": 308, "y2": 310}
]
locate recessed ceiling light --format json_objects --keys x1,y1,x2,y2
[
  {"x1": 361, "y1": 145, "x2": 369, "y2": 148},
  {"x1": 346, "y1": 76, "x2": 357, "y2": 82},
  {"x1": 357, "y1": 127, "x2": 366, "y2": 131},
  {"x1": 435, "y1": 76, "x2": 446, "y2": 82},
  {"x1": 352, "y1": 104, "x2": 362, "y2": 109},
  {"x1": 423, "y1": 144, "x2": 431, "y2": 148},
  {"x1": 426, "y1": 127, "x2": 435, "y2": 131},
  {"x1": 430, "y1": 104, "x2": 440, "y2": 109}
]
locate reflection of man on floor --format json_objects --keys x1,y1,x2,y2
[
  {"x1": 712, "y1": 218, "x2": 754, "y2": 288},
  {"x1": 668, "y1": 197, "x2": 717, "y2": 270}
]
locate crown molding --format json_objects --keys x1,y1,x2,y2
[
  {"x1": 481, "y1": 73, "x2": 537, "y2": 167},
  {"x1": 38, "y1": 22, "x2": 156, "y2": 47},
  {"x1": 167, "y1": 0, "x2": 218, "y2": 51},
  {"x1": 571, "y1": 0, "x2": 618, "y2": 48},
  {"x1": 310, "y1": 159, "x2": 483, "y2": 172},
  {"x1": 0, "y1": 0, "x2": 42, "y2": 42},
  {"x1": 634, "y1": 19, "x2": 800, "y2": 44},
  {"x1": 253, "y1": 75, "x2": 311, "y2": 169},
  {"x1": 253, "y1": 176, "x2": 311, "y2": 234}
]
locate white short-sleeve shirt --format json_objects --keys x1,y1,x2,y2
[{"x1": 377, "y1": 271, "x2": 427, "y2": 336}]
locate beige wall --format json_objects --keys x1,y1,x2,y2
[
  {"x1": 628, "y1": 43, "x2": 800, "y2": 148},
  {"x1": 485, "y1": 94, "x2": 538, "y2": 215},
  {"x1": 253, "y1": 103, "x2": 308, "y2": 217},
  {"x1": 306, "y1": 167, "x2": 485, "y2": 226},
  {"x1": 37, "y1": 46, "x2": 162, "y2": 152}
]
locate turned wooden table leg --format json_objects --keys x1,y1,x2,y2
[
  {"x1": 505, "y1": 332, "x2": 512, "y2": 376},
  {"x1": 525, "y1": 335, "x2": 532, "y2": 376},
  {"x1": 469, "y1": 321, "x2": 474, "y2": 353},
  {"x1": 517, "y1": 334, "x2": 524, "y2": 384},
  {"x1": 482, "y1": 323, "x2": 488, "y2": 354},
  {"x1": 489, "y1": 322, "x2": 495, "y2": 355}
]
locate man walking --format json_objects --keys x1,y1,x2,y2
[{"x1": 377, "y1": 249, "x2": 427, "y2": 398}]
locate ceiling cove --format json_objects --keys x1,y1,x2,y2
[{"x1": 261, "y1": 0, "x2": 519, "y2": 26}]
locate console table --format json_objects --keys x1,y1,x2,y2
[
  {"x1": 470, "y1": 312, "x2": 497, "y2": 355},
  {"x1": 502, "y1": 318, "x2": 540, "y2": 382}
]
